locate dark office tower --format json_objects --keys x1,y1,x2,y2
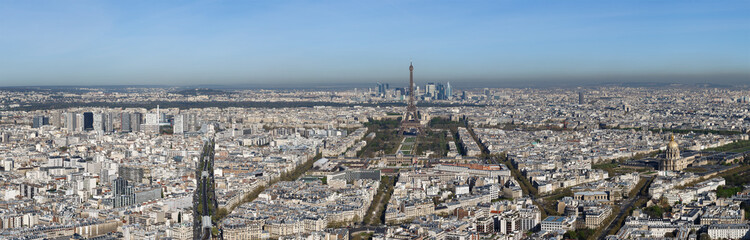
[
  {"x1": 131, "y1": 112, "x2": 142, "y2": 132},
  {"x1": 377, "y1": 82, "x2": 391, "y2": 97},
  {"x1": 578, "y1": 92, "x2": 584, "y2": 104},
  {"x1": 436, "y1": 83, "x2": 446, "y2": 100},
  {"x1": 32, "y1": 116, "x2": 48, "y2": 128},
  {"x1": 83, "y1": 112, "x2": 94, "y2": 130},
  {"x1": 394, "y1": 88, "x2": 405, "y2": 96},
  {"x1": 121, "y1": 113, "x2": 131, "y2": 132}
]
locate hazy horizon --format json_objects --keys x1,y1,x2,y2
[{"x1": 1, "y1": 1, "x2": 749, "y2": 87}]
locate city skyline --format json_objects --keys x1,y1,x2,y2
[
  {"x1": 1, "y1": 0, "x2": 749, "y2": 86},
  {"x1": 2, "y1": 1, "x2": 750, "y2": 237},
  {"x1": 2, "y1": 86, "x2": 749, "y2": 239}
]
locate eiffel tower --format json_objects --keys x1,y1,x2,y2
[{"x1": 401, "y1": 61, "x2": 422, "y2": 135}]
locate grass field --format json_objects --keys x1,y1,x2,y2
[
  {"x1": 592, "y1": 160, "x2": 645, "y2": 176},
  {"x1": 357, "y1": 118, "x2": 403, "y2": 158}
]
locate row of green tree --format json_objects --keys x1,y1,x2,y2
[
  {"x1": 214, "y1": 153, "x2": 323, "y2": 223},
  {"x1": 704, "y1": 139, "x2": 750, "y2": 152}
]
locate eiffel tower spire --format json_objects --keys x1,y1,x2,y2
[{"x1": 401, "y1": 61, "x2": 422, "y2": 135}]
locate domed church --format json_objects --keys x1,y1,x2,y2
[{"x1": 660, "y1": 135, "x2": 695, "y2": 171}]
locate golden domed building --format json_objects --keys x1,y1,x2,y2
[
  {"x1": 660, "y1": 135, "x2": 694, "y2": 171},
  {"x1": 666, "y1": 135, "x2": 680, "y2": 159}
]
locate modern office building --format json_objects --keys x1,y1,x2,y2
[
  {"x1": 32, "y1": 116, "x2": 48, "y2": 128},
  {"x1": 76, "y1": 113, "x2": 84, "y2": 132},
  {"x1": 145, "y1": 113, "x2": 160, "y2": 125},
  {"x1": 105, "y1": 112, "x2": 115, "y2": 132},
  {"x1": 83, "y1": 112, "x2": 94, "y2": 131},
  {"x1": 174, "y1": 114, "x2": 185, "y2": 134},
  {"x1": 579, "y1": 92, "x2": 584, "y2": 104},
  {"x1": 377, "y1": 82, "x2": 389, "y2": 97},
  {"x1": 93, "y1": 113, "x2": 104, "y2": 131},
  {"x1": 121, "y1": 113, "x2": 131, "y2": 132},
  {"x1": 446, "y1": 82, "x2": 452, "y2": 100},
  {"x1": 65, "y1": 112, "x2": 77, "y2": 132},
  {"x1": 131, "y1": 113, "x2": 142, "y2": 132},
  {"x1": 425, "y1": 82, "x2": 436, "y2": 99}
]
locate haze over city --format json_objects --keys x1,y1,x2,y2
[{"x1": 1, "y1": 0, "x2": 749, "y2": 87}]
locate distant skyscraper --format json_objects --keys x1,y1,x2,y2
[
  {"x1": 93, "y1": 113, "x2": 104, "y2": 131},
  {"x1": 83, "y1": 112, "x2": 94, "y2": 130},
  {"x1": 50, "y1": 112, "x2": 63, "y2": 128},
  {"x1": 75, "y1": 113, "x2": 84, "y2": 132},
  {"x1": 425, "y1": 82, "x2": 436, "y2": 99},
  {"x1": 578, "y1": 92, "x2": 584, "y2": 104},
  {"x1": 156, "y1": 105, "x2": 160, "y2": 123},
  {"x1": 32, "y1": 116, "x2": 48, "y2": 128},
  {"x1": 105, "y1": 112, "x2": 115, "y2": 132},
  {"x1": 65, "y1": 112, "x2": 77, "y2": 132},
  {"x1": 145, "y1": 113, "x2": 159, "y2": 125},
  {"x1": 131, "y1": 113, "x2": 142, "y2": 132},
  {"x1": 187, "y1": 114, "x2": 198, "y2": 132},
  {"x1": 143, "y1": 110, "x2": 164, "y2": 134},
  {"x1": 121, "y1": 113, "x2": 131, "y2": 132},
  {"x1": 174, "y1": 114, "x2": 185, "y2": 134},
  {"x1": 446, "y1": 82, "x2": 453, "y2": 100},
  {"x1": 394, "y1": 88, "x2": 405, "y2": 98},
  {"x1": 436, "y1": 83, "x2": 446, "y2": 100},
  {"x1": 377, "y1": 82, "x2": 387, "y2": 97}
]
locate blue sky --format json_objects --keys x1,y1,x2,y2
[{"x1": 0, "y1": 0, "x2": 748, "y2": 87}]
